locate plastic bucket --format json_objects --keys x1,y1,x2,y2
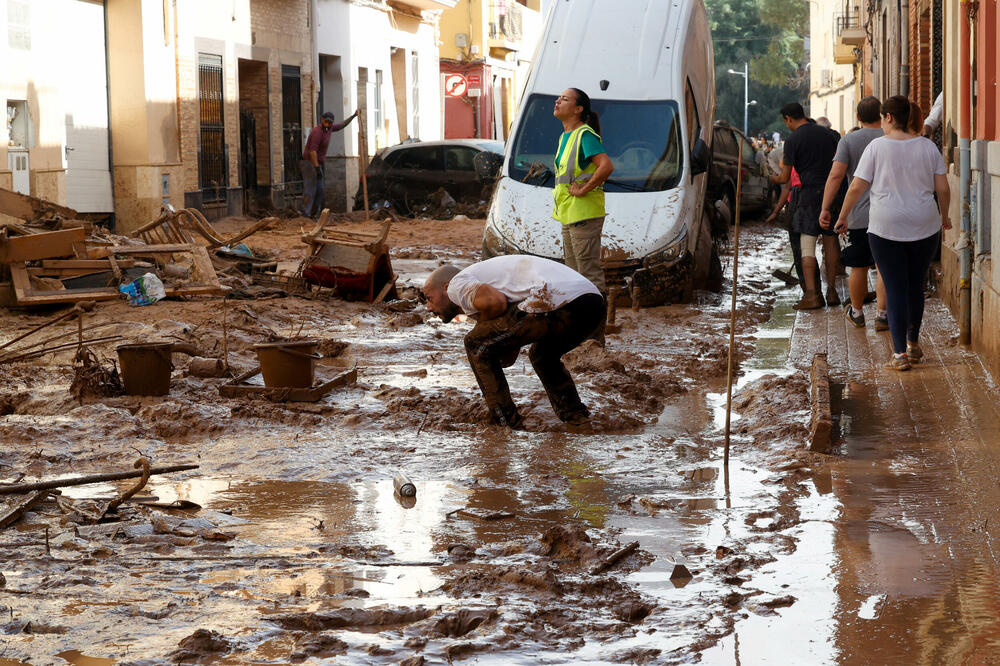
[
  {"x1": 253, "y1": 339, "x2": 320, "y2": 388},
  {"x1": 116, "y1": 342, "x2": 174, "y2": 396}
]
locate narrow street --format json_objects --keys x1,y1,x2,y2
[{"x1": 0, "y1": 216, "x2": 996, "y2": 664}]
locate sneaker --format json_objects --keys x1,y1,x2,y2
[
  {"x1": 844, "y1": 304, "x2": 865, "y2": 328},
  {"x1": 906, "y1": 342, "x2": 923, "y2": 364},
  {"x1": 825, "y1": 289, "x2": 841, "y2": 306},
  {"x1": 793, "y1": 293, "x2": 826, "y2": 310},
  {"x1": 874, "y1": 315, "x2": 889, "y2": 331},
  {"x1": 885, "y1": 354, "x2": 912, "y2": 371}
]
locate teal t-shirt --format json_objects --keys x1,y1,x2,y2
[{"x1": 555, "y1": 128, "x2": 605, "y2": 171}]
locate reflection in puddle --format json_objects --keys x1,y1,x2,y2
[{"x1": 858, "y1": 593, "x2": 886, "y2": 620}]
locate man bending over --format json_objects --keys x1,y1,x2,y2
[{"x1": 423, "y1": 255, "x2": 604, "y2": 428}]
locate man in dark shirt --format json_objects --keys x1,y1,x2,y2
[
  {"x1": 771, "y1": 102, "x2": 843, "y2": 310},
  {"x1": 301, "y1": 110, "x2": 358, "y2": 218}
]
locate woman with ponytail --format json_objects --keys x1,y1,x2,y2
[
  {"x1": 552, "y1": 87, "x2": 614, "y2": 307},
  {"x1": 835, "y1": 95, "x2": 951, "y2": 371}
]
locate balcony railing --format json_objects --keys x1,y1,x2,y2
[
  {"x1": 835, "y1": 9, "x2": 860, "y2": 36},
  {"x1": 489, "y1": 1, "x2": 524, "y2": 46}
]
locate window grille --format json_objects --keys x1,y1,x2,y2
[
  {"x1": 281, "y1": 65, "x2": 303, "y2": 193},
  {"x1": 198, "y1": 54, "x2": 228, "y2": 204}
]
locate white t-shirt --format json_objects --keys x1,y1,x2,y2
[
  {"x1": 853, "y1": 136, "x2": 946, "y2": 242},
  {"x1": 447, "y1": 255, "x2": 600, "y2": 315}
]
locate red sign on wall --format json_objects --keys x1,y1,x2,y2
[{"x1": 467, "y1": 74, "x2": 482, "y2": 87}]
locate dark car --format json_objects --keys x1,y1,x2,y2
[
  {"x1": 358, "y1": 139, "x2": 505, "y2": 215},
  {"x1": 708, "y1": 121, "x2": 775, "y2": 219}
]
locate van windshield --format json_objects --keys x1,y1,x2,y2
[{"x1": 508, "y1": 95, "x2": 683, "y2": 192}]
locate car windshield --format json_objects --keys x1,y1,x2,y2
[{"x1": 508, "y1": 95, "x2": 683, "y2": 192}]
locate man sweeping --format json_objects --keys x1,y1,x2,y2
[{"x1": 422, "y1": 255, "x2": 604, "y2": 428}]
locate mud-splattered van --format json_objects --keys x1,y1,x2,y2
[{"x1": 481, "y1": 0, "x2": 718, "y2": 305}]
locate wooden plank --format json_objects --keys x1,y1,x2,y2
[
  {"x1": 41, "y1": 259, "x2": 136, "y2": 270},
  {"x1": 0, "y1": 186, "x2": 78, "y2": 222},
  {"x1": 109, "y1": 243, "x2": 195, "y2": 254},
  {"x1": 0, "y1": 490, "x2": 51, "y2": 529},
  {"x1": 809, "y1": 352, "x2": 833, "y2": 453},
  {"x1": 0, "y1": 228, "x2": 86, "y2": 263},
  {"x1": 10, "y1": 263, "x2": 118, "y2": 305}
]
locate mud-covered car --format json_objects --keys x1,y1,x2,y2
[
  {"x1": 708, "y1": 121, "x2": 776, "y2": 218},
  {"x1": 357, "y1": 139, "x2": 504, "y2": 215}
]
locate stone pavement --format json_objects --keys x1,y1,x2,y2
[{"x1": 789, "y1": 290, "x2": 1000, "y2": 661}]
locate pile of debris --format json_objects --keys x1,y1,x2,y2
[{"x1": 0, "y1": 187, "x2": 231, "y2": 308}]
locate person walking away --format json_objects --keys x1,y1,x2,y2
[
  {"x1": 771, "y1": 103, "x2": 843, "y2": 309},
  {"x1": 301, "y1": 110, "x2": 358, "y2": 218},
  {"x1": 819, "y1": 96, "x2": 887, "y2": 330},
  {"x1": 552, "y1": 87, "x2": 613, "y2": 338},
  {"x1": 835, "y1": 95, "x2": 951, "y2": 371},
  {"x1": 765, "y1": 167, "x2": 805, "y2": 291},
  {"x1": 422, "y1": 256, "x2": 605, "y2": 428}
]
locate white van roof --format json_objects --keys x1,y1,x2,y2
[{"x1": 531, "y1": 0, "x2": 690, "y2": 100}]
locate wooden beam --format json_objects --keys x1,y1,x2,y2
[
  {"x1": 0, "y1": 186, "x2": 78, "y2": 222},
  {"x1": 0, "y1": 228, "x2": 86, "y2": 263}
]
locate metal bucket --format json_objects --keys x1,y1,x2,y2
[
  {"x1": 116, "y1": 342, "x2": 174, "y2": 396},
  {"x1": 253, "y1": 339, "x2": 321, "y2": 388}
]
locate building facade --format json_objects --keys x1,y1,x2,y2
[
  {"x1": 437, "y1": 0, "x2": 542, "y2": 141},
  {"x1": 1, "y1": 0, "x2": 115, "y2": 220},
  {"x1": 315, "y1": 0, "x2": 450, "y2": 212},
  {"x1": 816, "y1": 0, "x2": 1000, "y2": 378},
  {"x1": 809, "y1": 0, "x2": 860, "y2": 132},
  {"x1": 2, "y1": 0, "x2": 450, "y2": 231}
]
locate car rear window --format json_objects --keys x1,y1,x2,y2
[
  {"x1": 508, "y1": 94, "x2": 683, "y2": 193},
  {"x1": 396, "y1": 146, "x2": 442, "y2": 170},
  {"x1": 444, "y1": 146, "x2": 479, "y2": 171}
]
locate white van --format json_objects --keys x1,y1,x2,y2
[{"x1": 481, "y1": 0, "x2": 718, "y2": 305}]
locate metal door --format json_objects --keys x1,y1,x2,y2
[{"x1": 63, "y1": 0, "x2": 113, "y2": 212}]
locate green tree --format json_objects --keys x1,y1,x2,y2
[{"x1": 706, "y1": 0, "x2": 808, "y2": 137}]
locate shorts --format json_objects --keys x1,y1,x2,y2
[
  {"x1": 840, "y1": 227, "x2": 876, "y2": 268},
  {"x1": 792, "y1": 185, "x2": 839, "y2": 237}
]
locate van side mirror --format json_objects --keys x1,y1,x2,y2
[
  {"x1": 474, "y1": 151, "x2": 504, "y2": 183},
  {"x1": 690, "y1": 139, "x2": 710, "y2": 176}
]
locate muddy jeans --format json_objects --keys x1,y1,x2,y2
[
  {"x1": 464, "y1": 293, "x2": 605, "y2": 426},
  {"x1": 561, "y1": 217, "x2": 607, "y2": 293},
  {"x1": 300, "y1": 160, "x2": 324, "y2": 218}
]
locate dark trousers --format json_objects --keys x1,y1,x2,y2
[
  {"x1": 300, "y1": 160, "x2": 324, "y2": 218},
  {"x1": 464, "y1": 293, "x2": 604, "y2": 426},
  {"x1": 868, "y1": 231, "x2": 940, "y2": 354}
]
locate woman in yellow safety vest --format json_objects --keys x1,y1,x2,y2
[{"x1": 552, "y1": 88, "x2": 614, "y2": 297}]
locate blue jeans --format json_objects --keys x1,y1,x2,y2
[
  {"x1": 300, "y1": 160, "x2": 324, "y2": 217},
  {"x1": 868, "y1": 231, "x2": 940, "y2": 354}
]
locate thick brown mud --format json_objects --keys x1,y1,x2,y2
[{"x1": 0, "y1": 217, "x2": 845, "y2": 664}]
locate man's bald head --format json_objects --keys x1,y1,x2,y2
[
  {"x1": 424, "y1": 264, "x2": 461, "y2": 294},
  {"x1": 423, "y1": 264, "x2": 463, "y2": 323}
]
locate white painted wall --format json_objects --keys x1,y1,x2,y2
[{"x1": 316, "y1": 0, "x2": 442, "y2": 157}]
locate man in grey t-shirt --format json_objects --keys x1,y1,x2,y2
[{"x1": 819, "y1": 96, "x2": 887, "y2": 329}]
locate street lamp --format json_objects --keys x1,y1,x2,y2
[{"x1": 727, "y1": 62, "x2": 752, "y2": 136}]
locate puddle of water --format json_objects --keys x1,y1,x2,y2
[{"x1": 54, "y1": 652, "x2": 114, "y2": 666}]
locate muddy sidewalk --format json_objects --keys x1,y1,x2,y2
[{"x1": 0, "y1": 218, "x2": 878, "y2": 664}]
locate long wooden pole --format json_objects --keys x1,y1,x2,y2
[
  {"x1": 357, "y1": 108, "x2": 370, "y2": 220},
  {"x1": 723, "y1": 140, "x2": 744, "y2": 470},
  {"x1": 0, "y1": 463, "x2": 199, "y2": 496}
]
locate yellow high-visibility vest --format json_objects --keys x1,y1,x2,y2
[{"x1": 553, "y1": 124, "x2": 605, "y2": 225}]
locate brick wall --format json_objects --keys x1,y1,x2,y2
[
  {"x1": 909, "y1": 0, "x2": 933, "y2": 117},
  {"x1": 238, "y1": 60, "x2": 271, "y2": 188},
  {"x1": 174, "y1": 0, "x2": 314, "y2": 213}
]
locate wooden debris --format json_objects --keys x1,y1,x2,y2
[
  {"x1": 809, "y1": 353, "x2": 833, "y2": 453},
  {"x1": 590, "y1": 541, "x2": 640, "y2": 575},
  {"x1": 0, "y1": 185, "x2": 78, "y2": 223},
  {"x1": 0, "y1": 227, "x2": 85, "y2": 263},
  {"x1": 131, "y1": 206, "x2": 276, "y2": 249},
  {"x1": 0, "y1": 490, "x2": 53, "y2": 530},
  {"x1": 0, "y1": 463, "x2": 199, "y2": 496}
]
